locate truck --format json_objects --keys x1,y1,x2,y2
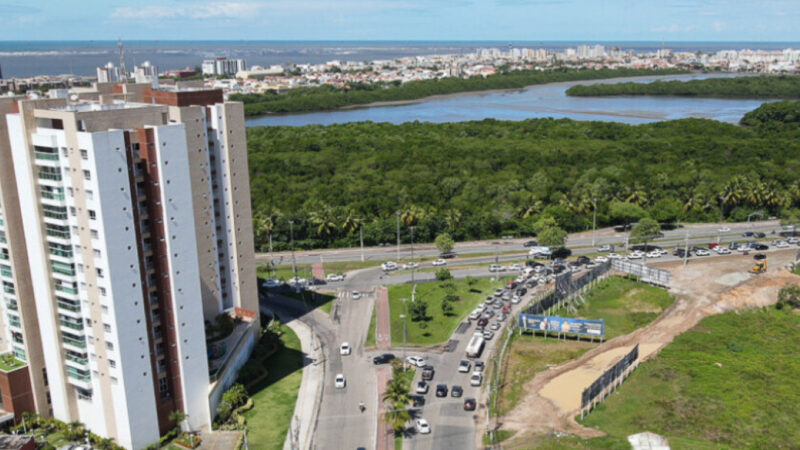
[{"x1": 465, "y1": 333, "x2": 485, "y2": 359}]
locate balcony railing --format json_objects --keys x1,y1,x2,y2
[
  {"x1": 52, "y1": 266, "x2": 75, "y2": 276},
  {"x1": 37, "y1": 172, "x2": 62, "y2": 181},
  {"x1": 1, "y1": 268, "x2": 12, "y2": 278},
  {"x1": 55, "y1": 285, "x2": 78, "y2": 295},
  {"x1": 62, "y1": 337, "x2": 86, "y2": 348},
  {"x1": 46, "y1": 229, "x2": 70, "y2": 239},
  {"x1": 67, "y1": 372, "x2": 90, "y2": 382},
  {"x1": 3, "y1": 285, "x2": 15, "y2": 295},
  {"x1": 49, "y1": 249, "x2": 73, "y2": 258},
  {"x1": 6, "y1": 301, "x2": 18, "y2": 311},
  {"x1": 60, "y1": 319, "x2": 83, "y2": 331},
  {"x1": 57, "y1": 301, "x2": 81, "y2": 312},
  {"x1": 65, "y1": 354, "x2": 88, "y2": 365},
  {"x1": 34, "y1": 151, "x2": 59, "y2": 161},
  {"x1": 0, "y1": 254, "x2": 8, "y2": 261},
  {"x1": 40, "y1": 191, "x2": 66, "y2": 201}
]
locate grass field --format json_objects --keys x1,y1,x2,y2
[
  {"x1": 559, "y1": 276, "x2": 675, "y2": 339},
  {"x1": 496, "y1": 277, "x2": 674, "y2": 417},
  {"x1": 366, "y1": 305, "x2": 377, "y2": 348},
  {"x1": 243, "y1": 324, "x2": 304, "y2": 449},
  {"x1": 571, "y1": 308, "x2": 800, "y2": 448},
  {"x1": 388, "y1": 276, "x2": 511, "y2": 346}
]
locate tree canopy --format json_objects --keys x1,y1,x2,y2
[{"x1": 566, "y1": 75, "x2": 800, "y2": 99}]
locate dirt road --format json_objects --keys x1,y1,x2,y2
[{"x1": 501, "y1": 249, "x2": 800, "y2": 441}]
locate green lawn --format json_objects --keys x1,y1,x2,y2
[
  {"x1": 388, "y1": 276, "x2": 510, "y2": 346},
  {"x1": 0, "y1": 354, "x2": 26, "y2": 371},
  {"x1": 557, "y1": 276, "x2": 675, "y2": 339},
  {"x1": 243, "y1": 324, "x2": 304, "y2": 449},
  {"x1": 257, "y1": 263, "x2": 313, "y2": 281},
  {"x1": 365, "y1": 305, "x2": 377, "y2": 348},
  {"x1": 496, "y1": 277, "x2": 674, "y2": 420},
  {"x1": 566, "y1": 308, "x2": 800, "y2": 448}
]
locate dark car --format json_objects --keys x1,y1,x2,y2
[
  {"x1": 477, "y1": 318, "x2": 488, "y2": 327},
  {"x1": 526, "y1": 279, "x2": 538, "y2": 288},
  {"x1": 523, "y1": 240, "x2": 539, "y2": 247},
  {"x1": 576, "y1": 256, "x2": 591, "y2": 265},
  {"x1": 515, "y1": 287, "x2": 527, "y2": 296},
  {"x1": 614, "y1": 224, "x2": 633, "y2": 232},
  {"x1": 372, "y1": 353, "x2": 395, "y2": 365},
  {"x1": 309, "y1": 277, "x2": 327, "y2": 286},
  {"x1": 742, "y1": 231, "x2": 755, "y2": 237},
  {"x1": 411, "y1": 395, "x2": 426, "y2": 407},
  {"x1": 436, "y1": 384, "x2": 448, "y2": 397},
  {"x1": 754, "y1": 253, "x2": 767, "y2": 260},
  {"x1": 474, "y1": 361, "x2": 485, "y2": 372},
  {"x1": 673, "y1": 248, "x2": 691, "y2": 257},
  {"x1": 568, "y1": 261, "x2": 581, "y2": 268},
  {"x1": 440, "y1": 251, "x2": 457, "y2": 259},
  {"x1": 451, "y1": 385, "x2": 463, "y2": 398},
  {"x1": 422, "y1": 365, "x2": 435, "y2": 381},
  {"x1": 463, "y1": 398, "x2": 477, "y2": 411},
  {"x1": 552, "y1": 264, "x2": 566, "y2": 274},
  {"x1": 751, "y1": 243, "x2": 769, "y2": 250},
  {"x1": 755, "y1": 232, "x2": 766, "y2": 238},
  {"x1": 551, "y1": 247, "x2": 572, "y2": 259},
  {"x1": 526, "y1": 261, "x2": 544, "y2": 269}
]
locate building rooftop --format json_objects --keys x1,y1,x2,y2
[
  {"x1": 51, "y1": 101, "x2": 157, "y2": 113},
  {"x1": 0, "y1": 353, "x2": 26, "y2": 372}
]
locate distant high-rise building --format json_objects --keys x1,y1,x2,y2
[
  {"x1": 0, "y1": 85, "x2": 259, "y2": 449},
  {"x1": 133, "y1": 61, "x2": 159, "y2": 84},
  {"x1": 0, "y1": 64, "x2": 3, "y2": 80},
  {"x1": 201, "y1": 58, "x2": 247, "y2": 76},
  {"x1": 96, "y1": 62, "x2": 122, "y2": 83}
]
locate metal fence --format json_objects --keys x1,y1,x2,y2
[
  {"x1": 523, "y1": 261, "x2": 612, "y2": 315},
  {"x1": 580, "y1": 344, "x2": 639, "y2": 418},
  {"x1": 611, "y1": 259, "x2": 671, "y2": 287}
]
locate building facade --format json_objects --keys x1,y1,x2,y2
[
  {"x1": 201, "y1": 58, "x2": 247, "y2": 76},
  {"x1": 0, "y1": 87, "x2": 259, "y2": 449}
]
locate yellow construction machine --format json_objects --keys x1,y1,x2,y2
[{"x1": 750, "y1": 253, "x2": 767, "y2": 274}]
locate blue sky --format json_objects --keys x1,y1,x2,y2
[{"x1": 1, "y1": 0, "x2": 798, "y2": 41}]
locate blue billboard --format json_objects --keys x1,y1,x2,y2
[{"x1": 518, "y1": 313, "x2": 605, "y2": 338}]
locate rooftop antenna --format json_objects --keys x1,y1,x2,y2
[{"x1": 118, "y1": 38, "x2": 127, "y2": 81}]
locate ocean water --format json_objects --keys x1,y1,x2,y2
[{"x1": 1, "y1": 40, "x2": 798, "y2": 78}]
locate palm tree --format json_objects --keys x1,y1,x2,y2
[
  {"x1": 254, "y1": 208, "x2": 281, "y2": 256},
  {"x1": 400, "y1": 205, "x2": 425, "y2": 227},
  {"x1": 340, "y1": 209, "x2": 360, "y2": 235},
  {"x1": 383, "y1": 405, "x2": 412, "y2": 434},
  {"x1": 96, "y1": 437, "x2": 116, "y2": 450},
  {"x1": 382, "y1": 378, "x2": 411, "y2": 407},
  {"x1": 719, "y1": 176, "x2": 747, "y2": 208},
  {"x1": 444, "y1": 208, "x2": 461, "y2": 233},
  {"x1": 308, "y1": 205, "x2": 338, "y2": 239},
  {"x1": 517, "y1": 195, "x2": 543, "y2": 219},
  {"x1": 626, "y1": 184, "x2": 649, "y2": 207}
]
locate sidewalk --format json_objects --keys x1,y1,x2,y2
[
  {"x1": 260, "y1": 304, "x2": 323, "y2": 450},
  {"x1": 376, "y1": 286, "x2": 391, "y2": 350},
  {"x1": 312, "y1": 262, "x2": 325, "y2": 280},
  {"x1": 375, "y1": 365, "x2": 394, "y2": 450}
]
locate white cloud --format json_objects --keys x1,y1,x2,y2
[{"x1": 111, "y1": 2, "x2": 263, "y2": 20}]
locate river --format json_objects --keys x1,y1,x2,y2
[{"x1": 245, "y1": 74, "x2": 773, "y2": 127}]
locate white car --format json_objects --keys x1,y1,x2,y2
[
  {"x1": 718, "y1": 226, "x2": 731, "y2": 232},
  {"x1": 381, "y1": 262, "x2": 398, "y2": 271},
  {"x1": 511, "y1": 295, "x2": 521, "y2": 304},
  {"x1": 488, "y1": 264, "x2": 501, "y2": 272},
  {"x1": 415, "y1": 381, "x2": 429, "y2": 394},
  {"x1": 415, "y1": 418, "x2": 431, "y2": 434},
  {"x1": 645, "y1": 251, "x2": 661, "y2": 258},
  {"x1": 715, "y1": 247, "x2": 731, "y2": 254},
  {"x1": 607, "y1": 253, "x2": 622, "y2": 259},
  {"x1": 597, "y1": 245, "x2": 612, "y2": 252},
  {"x1": 335, "y1": 374, "x2": 346, "y2": 389},
  {"x1": 776, "y1": 241, "x2": 790, "y2": 248},
  {"x1": 458, "y1": 360, "x2": 472, "y2": 373},
  {"x1": 470, "y1": 371, "x2": 483, "y2": 386},
  {"x1": 695, "y1": 249, "x2": 711, "y2": 256},
  {"x1": 340, "y1": 342, "x2": 351, "y2": 356},
  {"x1": 402, "y1": 262, "x2": 420, "y2": 270},
  {"x1": 514, "y1": 275, "x2": 525, "y2": 284},
  {"x1": 351, "y1": 291, "x2": 361, "y2": 300},
  {"x1": 432, "y1": 259, "x2": 447, "y2": 266},
  {"x1": 326, "y1": 273, "x2": 344, "y2": 282},
  {"x1": 509, "y1": 264, "x2": 522, "y2": 271},
  {"x1": 528, "y1": 246, "x2": 552, "y2": 257},
  {"x1": 626, "y1": 251, "x2": 643, "y2": 260},
  {"x1": 788, "y1": 237, "x2": 799, "y2": 244},
  {"x1": 406, "y1": 355, "x2": 426, "y2": 367},
  {"x1": 594, "y1": 256, "x2": 609, "y2": 263}
]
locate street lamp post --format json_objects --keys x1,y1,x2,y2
[
  {"x1": 591, "y1": 197, "x2": 598, "y2": 247},
  {"x1": 410, "y1": 226, "x2": 416, "y2": 284},
  {"x1": 359, "y1": 221, "x2": 365, "y2": 262},
  {"x1": 289, "y1": 220, "x2": 298, "y2": 283},
  {"x1": 400, "y1": 299, "x2": 408, "y2": 369},
  {"x1": 396, "y1": 211, "x2": 401, "y2": 262}
]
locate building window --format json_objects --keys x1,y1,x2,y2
[
  {"x1": 105, "y1": 341, "x2": 113, "y2": 351},
  {"x1": 93, "y1": 249, "x2": 101, "y2": 258},
  {"x1": 86, "y1": 190, "x2": 93, "y2": 200},
  {"x1": 91, "y1": 229, "x2": 98, "y2": 239},
  {"x1": 80, "y1": 149, "x2": 88, "y2": 160},
  {"x1": 96, "y1": 268, "x2": 104, "y2": 278},
  {"x1": 99, "y1": 287, "x2": 106, "y2": 296},
  {"x1": 103, "y1": 323, "x2": 111, "y2": 332},
  {"x1": 83, "y1": 170, "x2": 91, "y2": 181},
  {"x1": 158, "y1": 377, "x2": 168, "y2": 393},
  {"x1": 88, "y1": 210, "x2": 96, "y2": 220},
  {"x1": 108, "y1": 359, "x2": 116, "y2": 368}
]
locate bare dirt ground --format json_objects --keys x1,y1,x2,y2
[{"x1": 500, "y1": 249, "x2": 800, "y2": 444}]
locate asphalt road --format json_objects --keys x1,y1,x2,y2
[{"x1": 258, "y1": 220, "x2": 784, "y2": 268}]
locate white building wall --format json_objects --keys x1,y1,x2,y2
[
  {"x1": 151, "y1": 124, "x2": 212, "y2": 431},
  {"x1": 6, "y1": 114, "x2": 73, "y2": 420},
  {"x1": 86, "y1": 130, "x2": 161, "y2": 450}
]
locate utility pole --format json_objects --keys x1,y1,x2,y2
[
  {"x1": 396, "y1": 210, "x2": 401, "y2": 262},
  {"x1": 289, "y1": 220, "x2": 298, "y2": 282},
  {"x1": 400, "y1": 298, "x2": 408, "y2": 369},
  {"x1": 410, "y1": 226, "x2": 416, "y2": 284},
  {"x1": 592, "y1": 197, "x2": 598, "y2": 247},
  {"x1": 683, "y1": 231, "x2": 689, "y2": 266},
  {"x1": 359, "y1": 221, "x2": 365, "y2": 262}
]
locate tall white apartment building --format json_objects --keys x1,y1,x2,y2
[
  {"x1": 96, "y1": 63, "x2": 123, "y2": 83},
  {"x1": 0, "y1": 86, "x2": 259, "y2": 449},
  {"x1": 201, "y1": 58, "x2": 247, "y2": 76}
]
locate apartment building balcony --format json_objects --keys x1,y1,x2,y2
[
  {"x1": 40, "y1": 189, "x2": 66, "y2": 202},
  {"x1": 59, "y1": 317, "x2": 84, "y2": 331},
  {"x1": 62, "y1": 335, "x2": 87, "y2": 351},
  {"x1": 6, "y1": 300, "x2": 18, "y2": 312},
  {"x1": 0, "y1": 265, "x2": 12, "y2": 279},
  {"x1": 64, "y1": 352, "x2": 89, "y2": 367},
  {"x1": 55, "y1": 284, "x2": 78, "y2": 295}
]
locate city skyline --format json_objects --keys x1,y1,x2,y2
[{"x1": 1, "y1": 1, "x2": 798, "y2": 42}]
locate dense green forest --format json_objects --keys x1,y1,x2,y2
[
  {"x1": 232, "y1": 68, "x2": 687, "y2": 116},
  {"x1": 566, "y1": 75, "x2": 800, "y2": 98},
  {"x1": 246, "y1": 100, "x2": 800, "y2": 251}
]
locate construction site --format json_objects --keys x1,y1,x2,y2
[{"x1": 495, "y1": 248, "x2": 800, "y2": 448}]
